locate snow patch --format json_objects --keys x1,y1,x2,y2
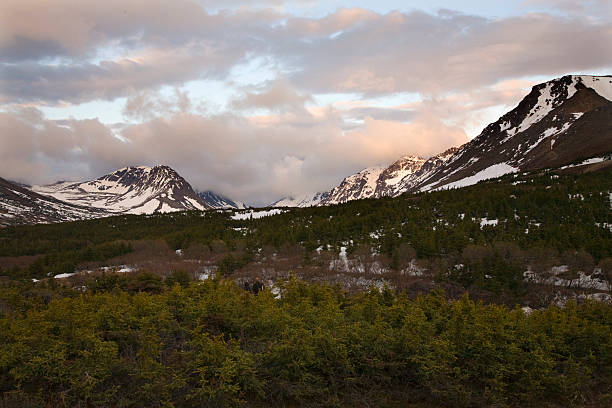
[
  {"x1": 438, "y1": 163, "x2": 518, "y2": 190},
  {"x1": 231, "y1": 209, "x2": 284, "y2": 220}
]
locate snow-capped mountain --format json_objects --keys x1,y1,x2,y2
[
  {"x1": 271, "y1": 192, "x2": 330, "y2": 208},
  {"x1": 1, "y1": 177, "x2": 108, "y2": 226},
  {"x1": 197, "y1": 190, "x2": 247, "y2": 209},
  {"x1": 308, "y1": 74, "x2": 611, "y2": 205},
  {"x1": 401, "y1": 75, "x2": 612, "y2": 192},
  {"x1": 322, "y1": 166, "x2": 386, "y2": 205},
  {"x1": 269, "y1": 156, "x2": 429, "y2": 207},
  {"x1": 318, "y1": 156, "x2": 428, "y2": 205},
  {"x1": 373, "y1": 155, "x2": 427, "y2": 197},
  {"x1": 32, "y1": 165, "x2": 212, "y2": 214},
  {"x1": 393, "y1": 147, "x2": 460, "y2": 193}
]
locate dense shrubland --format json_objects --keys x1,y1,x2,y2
[{"x1": 0, "y1": 277, "x2": 611, "y2": 407}]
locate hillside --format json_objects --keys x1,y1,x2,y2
[{"x1": 0, "y1": 177, "x2": 109, "y2": 226}]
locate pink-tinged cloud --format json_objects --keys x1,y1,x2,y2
[{"x1": 1, "y1": 97, "x2": 469, "y2": 204}]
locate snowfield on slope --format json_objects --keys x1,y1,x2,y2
[{"x1": 433, "y1": 163, "x2": 518, "y2": 190}]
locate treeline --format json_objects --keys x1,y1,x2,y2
[{"x1": 1, "y1": 278, "x2": 610, "y2": 407}]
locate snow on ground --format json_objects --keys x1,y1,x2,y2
[
  {"x1": 401, "y1": 260, "x2": 426, "y2": 277},
  {"x1": 560, "y1": 157, "x2": 607, "y2": 169},
  {"x1": 515, "y1": 81, "x2": 559, "y2": 134},
  {"x1": 231, "y1": 209, "x2": 285, "y2": 220},
  {"x1": 579, "y1": 75, "x2": 612, "y2": 101},
  {"x1": 51, "y1": 265, "x2": 138, "y2": 280},
  {"x1": 54, "y1": 272, "x2": 77, "y2": 279},
  {"x1": 437, "y1": 163, "x2": 518, "y2": 190},
  {"x1": 127, "y1": 198, "x2": 160, "y2": 214},
  {"x1": 524, "y1": 265, "x2": 610, "y2": 291},
  {"x1": 185, "y1": 197, "x2": 206, "y2": 210},
  {"x1": 595, "y1": 222, "x2": 612, "y2": 232},
  {"x1": 480, "y1": 218, "x2": 499, "y2": 228},
  {"x1": 197, "y1": 266, "x2": 218, "y2": 280},
  {"x1": 525, "y1": 122, "x2": 572, "y2": 154},
  {"x1": 272, "y1": 192, "x2": 327, "y2": 208}
]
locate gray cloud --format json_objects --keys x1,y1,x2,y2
[
  {"x1": 342, "y1": 107, "x2": 416, "y2": 123},
  {"x1": 279, "y1": 10, "x2": 612, "y2": 95},
  {"x1": 2, "y1": 4, "x2": 611, "y2": 104}
]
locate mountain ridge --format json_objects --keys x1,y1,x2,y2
[{"x1": 271, "y1": 74, "x2": 611, "y2": 207}]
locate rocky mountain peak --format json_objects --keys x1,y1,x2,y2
[{"x1": 32, "y1": 165, "x2": 211, "y2": 214}]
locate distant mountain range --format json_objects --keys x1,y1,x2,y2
[
  {"x1": 1, "y1": 166, "x2": 246, "y2": 226},
  {"x1": 271, "y1": 75, "x2": 612, "y2": 207},
  {"x1": 1, "y1": 74, "x2": 611, "y2": 225}
]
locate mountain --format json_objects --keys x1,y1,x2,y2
[
  {"x1": 402, "y1": 75, "x2": 612, "y2": 192},
  {"x1": 271, "y1": 192, "x2": 330, "y2": 208},
  {"x1": 321, "y1": 166, "x2": 386, "y2": 205},
  {"x1": 32, "y1": 165, "x2": 212, "y2": 214},
  {"x1": 1, "y1": 177, "x2": 108, "y2": 226},
  {"x1": 269, "y1": 156, "x2": 428, "y2": 207},
  {"x1": 372, "y1": 155, "x2": 427, "y2": 198},
  {"x1": 318, "y1": 156, "x2": 429, "y2": 205},
  {"x1": 197, "y1": 190, "x2": 247, "y2": 209},
  {"x1": 308, "y1": 74, "x2": 611, "y2": 205}
]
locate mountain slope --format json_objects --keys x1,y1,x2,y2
[
  {"x1": 405, "y1": 75, "x2": 612, "y2": 192},
  {"x1": 1, "y1": 178, "x2": 108, "y2": 226},
  {"x1": 373, "y1": 156, "x2": 427, "y2": 198},
  {"x1": 197, "y1": 190, "x2": 247, "y2": 209},
  {"x1": 271, "y1": 192, "x2": 330, "y2": 208},
  {"x1": 322, "y1": 166, "x2": 386, "y2": 205},
  {"x1": 32, "y1": 165, "x2": 212, "y2": 214},
  {"x1": 319, "y1": 75, "x2": 611, "y2": 202}
]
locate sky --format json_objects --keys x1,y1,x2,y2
[{"x1": 1, "y1": 0, "x2": 611, "y2": 205}]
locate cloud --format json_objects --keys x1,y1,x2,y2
[
  {"x1": 0, "y1": 95, "x2": 468, "y2": 205},
  {"x1": 0, "y1": 107, "x2": 137, "y2": 184},
  {"x1": 2, "y1": 4, "x2": 611, "y2": 105},
  {"x1": 523, "y1": 0, "x2": 612, "y2": 17},
  {"x1": 123, "y1": 88, "x2": 192, "y2": 120},
  {"x1": 281, "y1": 10, "x2": 612, "y2": 95},
  {"x1": 1, "y1": 0, "x2": 215, "y2": 60},
  {"x1": 0, "y1": 41, "x2": 246, "y2": 104},
  {"x1": 341, "y1": 106, "x2": 416, "y2": 123},
  {"x1": 232, "y1": 78, "x2": 312, "y2": 113}
]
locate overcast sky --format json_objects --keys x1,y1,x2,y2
[{"x1": 1, "y1": 0, "x2": 611, "y2": 205}]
